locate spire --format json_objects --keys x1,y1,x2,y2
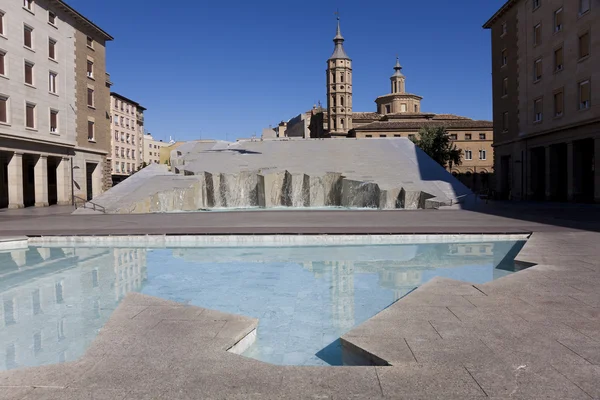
[
  {"x1": 330, "y1": 16, "x2": 350, "y2": 60},
  {"x1": 392, "y1": 56, "x2": 404, "y2": 77}
]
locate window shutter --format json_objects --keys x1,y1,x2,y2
[
  {"x1": 580, "y1": 33, "x2": 590, "y2": 57},
  {"x1": 0, "y1": 98, "x2": 6, "y2": 123},
  {"x1": 0, "y1": 53, "x2": 4, "y2": 75},
  {"x1": 556, "y1": 10, "x2": 562, "y2": 28},
  {"x1": 26, "y1": 105, "x2": 34, "y2": 128},
  {"x1": 25, "y1": 63, "x2": 32, "y2": 84},
  {"x1": 581, "y1": 82, "x2": 590, "y2": 102},
  {"x1": 555, "y1": 92, "x2": 563, "y2": 115},
  {"x1": 88, "y1": 121, "x2": 94, "y2": 139},
  {"x1": 87, "y1": 89, "x2": 93, "y2": 106}
]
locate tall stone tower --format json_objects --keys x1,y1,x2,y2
[
  {"x1": 327, "y1": 17, "x2": 352, "y2": 136},
  {"x1": 390, "y1": 57, "x2": 406, "y2": 94}
]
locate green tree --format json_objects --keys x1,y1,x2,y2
[{"x1": 410, "y1": 126, "x2": 462, "y2": 168}]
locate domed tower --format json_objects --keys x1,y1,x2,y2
[
  {"x1": 326, "y1": 17, "x2": 353, "y2": 137},
  {"x1": 375, "y1": 57, "x2": 422, "y2": 115}
]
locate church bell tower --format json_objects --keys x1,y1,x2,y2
[{"x1": 326, "y1": 16, "x2": 353, "y2": 136}]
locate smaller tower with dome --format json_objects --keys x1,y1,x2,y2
[{"x1": 375, "y1": 57, "x2": 422, "y2": 115}]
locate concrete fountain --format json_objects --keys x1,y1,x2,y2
[{"x1": 75, "y1": 138, "x2": 473, "y2": 214}]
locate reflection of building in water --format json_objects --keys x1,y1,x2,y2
[
  {"x1": 326, "y1": 260, "x2": 355, "y2": 331},
  {"x1": 449, "y1": 243, "x2": 494, "y2": 257},
  {"x1": 0, "y1": 247, "x2": 147, "y2": 371}
]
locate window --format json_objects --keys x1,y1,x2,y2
[
  {"x1": 0, "y1": 96, "x2": 8, "y2": 123},
  {"x1": 501, "y1": 22, "x2": 507, "y2": 36},
  {"x1": 24, "y1": 61, "x2": 34, "y2": 85},
  {"x1": 385, "y1": 104, "x2": 391, "y2": 114},
  {"x1": 340, "y1": 73, "x2": 344, "y2": 83},
  {"x1": 48, "y1": 71, "x2": 57, "y2": 94},
  {"x1": 26, "y1": 102, "x2": 35, "y2": 128},
  {"x1": 502, "y1": 77, "x2": 508, "y2": 96},
  {"x1": 24, "y1": 26, "x2": 33, "y2": 49},
  {"x1": 50, "y1": 109, "x2": 58, "y2": 133},
  {"x1": 534, "y1": 58, "x2": 542, "y2": 81},
  {"x1": 114, "y1": 117, "x2": 118, "y2": 126},
  {"x1": 579, "y1": 32, "x2": 590, "y2": 59},
  {"x1": 465, "y1": 134, "x2": 472, "y2": 140},
  {"x1": 394, "y1": 134, "x2": 401, "y2": 137},
  {"x1": 120, "y1": 148, "x2": 124, "y2": 157},
  {"x1": 465, "y1": 150, "x2": 472, "y2": 160},
  {"x1": 48, "y1": 11, "x2": 56, "y2": 25},
  {"x1": 501, "y1": 49, "x2": 507, "y2": 66},
  {"x1": 126, "y1": 133, "x2": 130, "y2": 143},
  {"x1": 379, "y1": 134, "x2": 386, "y2": 138},
  {"x1": 87, "y1": 120, "x2": 95, "y2": 141},
  {"x1": 533, "y1": 0, "x2": 540, "y2": 10},
  {"x1": 87, "y1": 88, "x2": 94, "y2": 107},
  {"x1": 126, "y1": 118, "x2": 130, "y2": 128},
  {"x1": 554, "y1": 90, "x2": 564, "y2": 117},
  {"x1": 579, "y1": 0, "x2": 590, "y2": 15},
  {"x1": 449, "y1": 134, "x2": 457, "y2": 140},
  {"x1": 554, "y1": 47, "x2": 563, "y2": 71},
  {"x1": 24, "y1": 0, "x2": 34, "y2": 12},
  {"x1": 126, "y1": 149, "x2": 130, "y2": 158},
  {"x1": 554, "y1": 8, "x2": 563, "y2": 32},
  {"x1": 579, "y1": 80, "x2": 590, "y2": 110},
  {"x1": 0, "y1": 11, "x2": 5, "y2": 36},
  {"x1": 0, "y1": 51, "x2": 5, "y2": 76},
  {"x1": 479, "y1": 133, "x2": 486, "y2": 140},
  {"x1": 132, "y1": 150, "x2": 135, "y2": 159},
  {"x1": 408, "y1": 134, "x2": 415, "y2": 140},
  {"x1": 401, "y1": 103, "x2": 407, "y2": 112},
  {"x1": 49, "y1": 39, "x2": 56, "y2": 60},
  {"x1": 365, "y1": 135, "x2": 372, "y2": 138},
  {"x1": 148, "y1": 143, "x2": 152, "y2": 148},
  {"x1": 115, "y1": 161, "x2": 119, "y2": 170},
  {"x1": 120, "y1": 132, "x2": 124, "y2": 142},
  {"x1": 479, "y1": 150, "x2": 487, "y2": 160},
  {"x1": 87, "y1": 60, "x2": 93, "y2": 78},
  {"x1": 114, "y1": 131, "x2": 118, "y2": 140},
  {"x1": 414, "y1": 105, "x2": 418, "y2": 112},
  {"x1": 86, "y1": 36, "x2": 94, "y2": 48},
  {"x1": 502, "y1": 112, "x2": 509, "y2": 132},
  {"x1": 132, "y1": 137, "x2": 135, "y2": 145},
  {"x1": 534, "y1": 98, "x2": 543, "y2": 122},
  {"x1": 534, "y1": 23, "x2": 542, "y2": 46}
]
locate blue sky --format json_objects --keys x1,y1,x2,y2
[{"x1": 69, "y1": 0, "x2": 507, "y2": 142}]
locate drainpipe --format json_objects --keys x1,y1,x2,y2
[{"x1": 71, "y1": 157, "x2": 74, "y2": 206}]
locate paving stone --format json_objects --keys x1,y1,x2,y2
[
  {"x1": 376, "y1": 363, "x2": 486, "y2": 398},
  {"x1": 551, "y1": 362, "x2": 600, "y2": 399},
  {"x1": 340, "y1": 335, "x2": 416, "y2": 365},
  {"x1": 466, "y1": 361, "x2": 593, "y2": 399},
  {"x1": 563, "y1": 320, "x2": 600, "y2": 341},
  {"x1": 21, "y1": 387, "x2": 129, "y2": 400},
  {"x1": 280, "y1": 366, "x2": 382, "y2": 398},
  {"x1": 0, "y1": 359, "x2": 96, "y2": 388},
  {"x1": 344, "y1": 319, "x2": 441, "y2": 340},
  {"x1": 134, "y1": 305, "x2": 204, "y2": 320},
  {"x1": 0, "y1": 387, "x2": 34, "y2": 400},
  {"x1": 406, "y1": 337, "x2": 498, "y2": 366}
]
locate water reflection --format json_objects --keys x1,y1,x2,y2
[
  {"x1": 0, "y1": 248, "x2": 147, "y2": 371},
  {"x1": 0, "y1": 241, "x2": 525, "y2": 369}
]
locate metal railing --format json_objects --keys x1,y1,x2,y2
[{"x1": 73, "y1": 195, "x2": 106, "y2": 213}]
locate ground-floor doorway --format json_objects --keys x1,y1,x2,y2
[
  {"x1": 573, "y1": 138, "x2": 595, "y2": 203},
  {"x1": 85, "y1": 162, "x2": 97, "y2": 201}
]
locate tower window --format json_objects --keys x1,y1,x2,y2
[
  {"x1": 385, "y1": 105, "x2": 391, "y2": 114},
  {"x1": 340, "y1": 97, "x2": 344, "y2": 107},
  {"x1": 340, "y1": 73, "x2": 344, "y2": 83}
]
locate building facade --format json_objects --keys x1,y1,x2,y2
[
  {"x1": 0, "y1": 0, "x2": 112, "y2": 209},
  {"x1": 110, "y1": 93, "x2": 145, "y2": 182},
  {"x1": 326, "y1": 18, "x2": 353, "y2": 137},
  {"x1": 142, "y1": 134, "x2": 168, "y2": 165},
  {"x1": 72, "y1": 20, "x2": 113, "y2": 202},
  {"x1": 484, "y1": 0, "x2": 599, "y2": 202}
]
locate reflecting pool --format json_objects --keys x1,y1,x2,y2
[{"x1": 0, "y1": 240, "x2": 525, "y2": 369}]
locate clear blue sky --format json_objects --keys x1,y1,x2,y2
[{"x1": 69, "y1": 0, "x2": 506, "y2": 142}]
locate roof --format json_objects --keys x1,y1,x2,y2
[
  {"x1": 375, "y1": 93, "x2": 423, "y2": 101},
  {"x1": 352, "y1": 112, "x2": 382, "y2": 120},
  {"x1": 353, "y1": 118, "x2": 493, "y2": 132},
  {"x1": 110, "y1": 92, "x2": 146, "y2": 111},
  {"x1": 483, "y1": 0, "x2": 519, "y2": 29},
  {"x1": 53, "y1": 0, "x2": 113, "y2": 40},
  {"x1": 329, "y1": 18, "x2": 350, "y2": 60}
]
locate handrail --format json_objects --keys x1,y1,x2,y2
[{"x1": 73, "y1": 195, "x2": 106, "y2": 213}]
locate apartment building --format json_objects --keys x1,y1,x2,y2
[
  {"x1": 142, "y1": 134, "x2": 168, "y2": 165},
  {"x1": 110, "y1": 92, "x2": 145, "y2": 182},
  {"x1": 0, "y1": 0, "x2": 112, "y2": 209},
  {"x1": 484, "y1": 0, "x2": 599, "y2": 202}
]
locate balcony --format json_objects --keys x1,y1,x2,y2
[{"x1": 136, "y1": 112, "x2": 144, "y2": 123}]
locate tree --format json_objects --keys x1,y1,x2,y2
[{"x1": 410, "y1": 126, "x2": 462, "y2": 169}]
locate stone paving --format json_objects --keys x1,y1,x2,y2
[{"x1": 0, "y1": 204, "x2": 599, "y2": 398}]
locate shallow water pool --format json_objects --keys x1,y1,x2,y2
[{"x1": 0, "y1": 239, "x2": 525, "y2": 369}]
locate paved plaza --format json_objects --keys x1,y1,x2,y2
[{"x1": 0, "y1": 203, "x2": 599, "y2": 399}]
